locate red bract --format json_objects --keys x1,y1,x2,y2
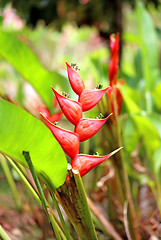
[
  {"x1": 107, "y1": 82, "x2": 124, "y2": 115},
  {"x1": 75, "y1": 114, "x2": 112, "y2": 142},
  {"x1": 66, "y1": 62, "x2": 85, "y2": 95},
  {"x1": 109, "y1": 33, "x2": 119, "y2": 86},
  {"x1": 109, "y1": 58, "x2": 118, "y2": 86},
  {"x1": 79, "y1": 88, "x2": 109, "y2": 111},
  {"x1": 71, "y1": 148, "x2": 122, "y2": 177},
  {"x1": 110, "y1": 33, "x2": 119, "y2": 59},
  {"x1": 52, "y1": 87, "x2": 83, "y2": 125},
  {"x1": 40, "y1": 113, "x2": 79, "y2": 159}
]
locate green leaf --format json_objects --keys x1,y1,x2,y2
[
  {"x1": 152, "y1": 81, "x2": 161, "y2": 110},
  {"x1": 0, "y1": 99, "x2": 67, "y2": 190},
  {"x1": 132, "y1": 113, "x2": 160, "y2": 158},
  {"x1": 122, "y1": 117, "x2": 139, "y2": 154},
  {"x1": 153, "y1": 144, "x2": 161, "y2": 176},
  {"x1": 0, "y1": 30, "x2": 69, "y2": 110},
  {"x1": 120, "y1": 84, "x2": 140, "y2": 114},
  {"x1": 135, "y1": 1, "x2": 159, "y2": 90}
]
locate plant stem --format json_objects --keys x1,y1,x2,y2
[
  {"x1": 0, "y1": 225, "x2": 11, "y2": 240},
  {"x1": 6, "y1": 155, "x2": 68, "y2": 239},
  {"x1": 0, "y1": 154, "x2": 21, "y2": 208},
  {"x1": 5, "y1": 156, "x2": 41, "y2": 205},
  {"x1": 111, "y1": 87, "x2": 141, "y2": 240},
  {"x1": 23, "y1": 151, "x2": 62, "y2": 240},
  {"x1": 50, "y1": 190, "x2": 72, "y2": 240},
  {"x1": 56, "y1": 164, "x2": 98, "y2": 240}
]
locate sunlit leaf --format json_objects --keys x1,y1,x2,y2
[
  {"x1": 153, "y1": 144, "x2": 161, "y2": 176},
  {"x1": 152, "y1": 82, "x2": 161, "y2": 110},
  {"x1": 0, "y1": 30, "x2": 69, "y2": 109},
  {"x1": 135, "y1": 2, "x2": 159, "y2": 90},
  {"x1": 124, "y1": 2, "x2": 159, "y2": 91},
  {"x1": 120, "y1": 84, "x2": 140, "y2": 114},
  {"x1": 0, "y1": 99, "x2": 67, "y2": 190},
  {"x1": 132, "y1": 114, "x2": 160, "y2": 158}
]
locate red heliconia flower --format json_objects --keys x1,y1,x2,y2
[
  {"x1": 109, "y1": 33, "x2": 119, "y2": 86},
  {"x1": 71, "y1": 148, "x2": 122, "y2": 177},
  {"x1": 75, "y1": 114, "x2": 112, "y2": 142},
  {"x1": 52, "y1": 87, "x2": 83, "y2": 125},
  {"x1": 79, "y1": 87, "x2": 110, "y2": 111},
  {"x1": 40, "y1": 113, "x2": 79, "y2": 159},
  {"x1": 66, "y1": 62, "x2": 85, "y2": 95}
]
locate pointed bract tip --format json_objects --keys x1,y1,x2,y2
[
  {"x1": 66, "y1": 62, "x2": 85, "y2": 95},
  {"x1": 109, "y1": 147, "x2": 123, "y2": 158}
]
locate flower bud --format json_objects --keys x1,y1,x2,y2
[
  {"x1": 66, "y1": 62, "x2": 85, "y2": 95},
  {"x1": 71, "y1": 148, "x2": 122, "y2": 177},
  {"x1": 109, "y1": 33, "x2": 119, "y2": 86},
  {"x1": 75, "y1": 114, "x2": 112, "y2": 142},
  {"x1": 78, "y1": 88, "x2": 109, "y2": 111},
  {"x1": 52, "y1": 87, "x2": 83, "y2": 125},
  {"x1": 110, "y1": 33, "x2": 119, "y2": 59},
  {"x1": 40, "y1": 113, "x2": 79, "y2": 159}
]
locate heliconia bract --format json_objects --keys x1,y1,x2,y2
[
  {"x1": 75, "y1": 114, "x2": 112, "y2": 142},
  {"x1": 78, "y1": 88, "x2": 109, "y2": 111},
  {"x1": 40, "y1": 113, "x2": 79, "y2": 159},
  {"x1": 109, "y1": 33, "x2": 119, "y2": 86},
  {"x1": 110, "y1": 33, "x2": 119, "y2": 59},
  {"x1": 66, "y1": 62, "x2": 85, "y2": 95},
  {"x1": 52, "y1": 87, "x2": 83, "y2": 125},
  {"x1": 71, "y1": 148, "x2": 122, "y2": 177},
  {"x1": 109, "y1": 58, "x2": 118, "y2": 86}
]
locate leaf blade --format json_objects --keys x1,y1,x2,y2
[{"x1": 0, "y1": 99, "x2": 67, "y2": 190}]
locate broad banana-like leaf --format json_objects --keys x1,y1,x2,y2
[{"x1": 0, "y1": 99, "x2": 67, "y2": 190}]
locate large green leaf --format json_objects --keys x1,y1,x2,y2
[
  {"x1": 0, "y1": 99, "x2": 67, "y2": 190},
  {"x1": 0, "y1": 30, "x2": 69, "y2": 109},
  {"x1": 135, "y1": 2, "x2": 159, "y2": 90},
  {"x1": 124, "y1": 2, "x2": 159, "y2": 91}
]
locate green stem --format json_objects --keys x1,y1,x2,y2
[
  {"x1": 56, "y1": 164, "x2": 98, "y2": 240},
  {"x1": 5, "y1": 156, "x2": 41, "y2": 205},
  {"x1": 23, "y1": 151, "x2": 62, "y2": 240},
  {"x1": 5, "y1": 155, "x2": 67, "y2": 240},
  {"x1": 50, "y1": 190, "x2": 72, "y2": 240},
  {"x1": 111, "y1": 87, "x2": 141, "y2": 240},
  {"x1": 0, "y1": 225, "x2": 11, "y2": 240},
  {"x1": 0, "y1": 154, "x2": 21, "y2": 208}
]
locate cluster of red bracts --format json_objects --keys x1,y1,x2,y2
[
  {"x1": 41, "y1": 62, "x2": 120, "y2": 177},
  {"x1": 107, "y1": 33, "x2": 124, "y2": 116}
]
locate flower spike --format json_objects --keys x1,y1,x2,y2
[
  {"x1": 40, "y1": 113, "x2": 79, "y2": 159},
  {"x1": 109, "y1": 33, "x2": 119, "y2": 86},
  {"x1": 66, "y1": 62, "x2": 85, "y2": 95},
  {"x1": 110, "y1": 33, "x2": 119, "y2": 59},
  {"x1": 75, "y1": 114, "x2": 112, "y2": 142},
  {"x1": 51, "y1": 87, "x2": 83, "y2": 125},
  {"x1": 78, "y1": 88, "x2": 110, "y2": 111},
  {"x1": 71, "y1": 147, "x2": 122, "y2": 177}
]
